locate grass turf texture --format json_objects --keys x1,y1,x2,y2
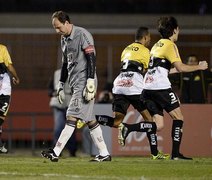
[{"x1": 0, "y1": 155, "x2": 211, "y2": 180}]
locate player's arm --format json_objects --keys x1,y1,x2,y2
[
  {"x1": 173, "y1": 61, "x2": 208, "y2": 72},
  {"x1": 7, "y1": 64, "x2": 20, "y2": 85},
  {"x1": 2, "y1": 45, "x2": 20, "y2": 85},
  {"x1": 169, "y1": 67, "x2": 179, "y2": 74},
  {"x1": 59, "y1": 61, "x2": 68, "y2": 83},
  {"x1": 85, "y1": 45, "x2": 96, "y2": 79},
  {"x1": 57, "y1": 53, "x2": 68, "y2": 104},
  {"x1": 83, "y1": 45, "x2": 96, "y2": 101}
]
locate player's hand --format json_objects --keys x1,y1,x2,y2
[
  {"x1": 83, "y1": 78, "x2": 96, "y2": 101},
  {"x1": 12, "y1": 77, "x2": 20, "y2": 85},
  {"x1": 57, "y1": 81, "x2": 65, "y2": 104},
  {"x1": 199, "y1": 61, "x2": 208, "y2": 70}
]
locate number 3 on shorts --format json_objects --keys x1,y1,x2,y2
[{"x1": 169, "y1": 92, "x2": 177, "y2": 104}]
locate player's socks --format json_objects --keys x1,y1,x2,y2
[
  {"x1": 89, "y1": 123, "x2": 110, "y2": 156},
  {"x1": 124, "y1": 122, "x2": 158, "y2": 155},
  {"x1": 53, "y1": 120, "x2": 76, "y2": 157},
  {"x1": 145, "y1": 123, "x2": 158, "y2": 156},
  {"x1": 95, "y1": 115, "x2": 114, "y2": 127},
  {"x1": 125, "y1": 121, "x2": 156, "y2": 133},
  {"x1": 171, "y1": 120, "x2": 183, "y2": 157}
]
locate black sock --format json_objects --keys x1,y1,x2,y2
[
  {"x1": 125, "y1": 122, "x2": 156, "y2": 133},
  {"x1": 95, "y1": 115, "x2": 114, "y2": 127},
  {"x1": 125, "y1": 122, "x2": 158, "y2": 155},
  {"x1": 172, "y1": 120, "x2": 183, "y2": 157},
  {"x1": 146, "y1": 123, "x2": 158, "y2": 156}
]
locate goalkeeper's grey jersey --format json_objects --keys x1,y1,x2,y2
[{"x1": 61, "y1": 25, "x2": 96, "y2": 87}]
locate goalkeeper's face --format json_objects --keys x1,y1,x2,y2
[{"x1": 52, "y1": 18, "x2": 71, "y2": 36}]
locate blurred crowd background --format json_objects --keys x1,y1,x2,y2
[{"x1": 0, "y1": 0, "x2": 211, "y2": 14}]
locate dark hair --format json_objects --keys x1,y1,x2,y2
[
  {"x1": 135, "y1": 27, "x2": 149, "y2": 41},
  {"x1": 52, "y1": 11, "x2": 70, "y2": 24},
  {"x1": 158, "y1": 16, "x2": 178, "y2": 38}
]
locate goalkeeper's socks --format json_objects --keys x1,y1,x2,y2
[
  {"x1": 171, "y1": 120, "x2": 183, "y2": 157},
  {"x1": 89, "y1": 123, "x2": 110, "y2": 156},
  {"x1": 54, "y1": 121, "x2": 76, "y2": 157},
  {"x1": 95, "y1": 115, "x2": 114, "y2": 127}
]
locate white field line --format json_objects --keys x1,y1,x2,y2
[{"x1": 0, "y1": 171, "x2": 138, "y2": 180}]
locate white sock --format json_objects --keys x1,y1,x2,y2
[
  {"x1": 53, "y1": 124, "x2": 75, "y2": 156},
  {"x1": 90, "y1": 125, "x2": 110, "y2": 156}
]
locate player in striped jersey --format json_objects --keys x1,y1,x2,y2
[
  {"x1": 143, "y1": 16, "x2": 208, "y2": 160},
  {"x1": 0, "y1": 44, "x2": 20, "y2": 153},
  {"x1": 96, "y1": 27, "x2": 169, "y2": 159}
]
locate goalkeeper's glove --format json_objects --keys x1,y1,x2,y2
[
  {"x1": 83, "y1": 78, "x2": 96, "y2": 101},
  {"x1": 57, "y1": 81, "x2": 65, "y2": 104}
]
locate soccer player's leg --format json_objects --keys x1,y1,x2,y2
[
  {"x1": 169, "y1": 107, "x2": 192, "y2": 160},
  {"x1": 41, "y1": 117, "x2": 77, "y2": 162},
  {"x1": 88, "y1": 120, "x2": 111, "y2": 162},
  {"x1": 95, "y1": 94, "x2": 128, "y2": 128},
  {"x1": 0, "y1": 95, "x2": 10, "y2": 153}
]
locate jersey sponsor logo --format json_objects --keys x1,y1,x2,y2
[
  {"x1": 155, "y1": 41, "x2": 164, "y2": 47},
  {"x1": 121, "y1": 72, "x2": 134, "y2": 78},
  {"x1": 125, "y1": 45, "x2": 139, "y2": 51},
  {"x1": 116, "y1": 79, "x2": 133, "y2": 87},
  {"x1": 145, "y1": 75, "x2": 154, "y2": 83}
]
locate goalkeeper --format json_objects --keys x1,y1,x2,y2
[{"x1": 41, "y1": 11, "x2": 111, "y2": 162}]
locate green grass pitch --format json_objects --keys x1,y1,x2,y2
[{"x1": 0, "y1": 155, "x2": 212, "y2": 180}]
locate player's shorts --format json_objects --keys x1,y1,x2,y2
[
  {"x1": 66, "y1": 78, "x2": 97, "y2": 122},
  {"x1": 112, "y1": 94, "x2": 146, "y2": 115},
  {"x1": 142, "y1": 88, "x2": 180, "y2": 116},
  {"x1": 0, "y1": 95, "x2": 11, "y2": 117}
]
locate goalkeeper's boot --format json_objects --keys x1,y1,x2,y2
[
  {"x1": 152, "y1": 151, "x2": 170, "y2": 160},
  {"x1": 90, "y1": 154, "x2": 112, "y2": 162},
  {"x1": 0, "y1": 144, "x2": 8, "y2": 154},
  {"x1": 118, "y1": 123, "x2": 129, "y2": 146},
  {"x1": 171, "y1": 153, "x2": 193, "y2": 160},
  {"x1": 41, "y1": 148, "x2": 58, "y2": 162}
]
